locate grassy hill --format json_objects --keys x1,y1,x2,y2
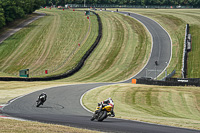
[
  {"x1": 0, "y1": 8, "x2": 98, "y2": 77},
  {"x1": 60, "y1": 11, "x2": 151, "y2": 82},
  {"x1": 0, "y1": 9, "x2": 151, "y2": 81},
  {"x1": 1, "y1": 9, "x2": 200, "y2": 79},
  {"x1": 83, "y1": 83, "x2": 200, "y2": 130}
]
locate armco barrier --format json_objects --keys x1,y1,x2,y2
[
  {"x1": 0, "y1": 11, "x2": 102, "y2": 81},
  {"x1": 135, "y1": 78, "x2": 200, "y2": 87},
  {"x1": 67, "y1": 4, "x2": 193, "y2": 9},
  {"x1": 182, "y1": 24, "x2": 191, "y2": 78},
  {"x1": 162, "y1": 70, "x2": 176, "y2": 81},
  {"x1": 166, "y1": 78, "x2": 200, "y2": 83}
]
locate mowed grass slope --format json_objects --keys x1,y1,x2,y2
[
  {"x1": 0, "y1": 9, "x2": 150, "y2": 81},
  {"x1": 119, "y1": 9, "x2": 200, "y2": 78},
  {"x1": 60, "y1": 11, "x2": 151, "y2": 82},
  {"x1": 188, "y1": 24, "x2": 200, "y2": 77},
  {"x1": 0, "y1": 8, "x2": 98, "y2": 77},
  {"x1": 83, "y1": 84, "x2": 200, "y2": 130}
]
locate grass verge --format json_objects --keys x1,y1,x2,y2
[
  {"x1": 187, "y1": 25, "x2": 200, "y2": 77},
  {"x1": 0, "y1": 81, "x2": 68, "y2": 104},
  {"x1": 0, "y1": 118, "x2": 100, "y2": 133}
]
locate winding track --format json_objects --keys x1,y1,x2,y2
[
  {"x1": 120, "y1": 11, "x2": 172, "y2": 82},
  {"x1": 2, "y1": 11, "x2": 199, "y2": 133}
]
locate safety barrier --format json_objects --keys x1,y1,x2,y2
[
  {"x1": 182, "y1": 24, "x2": 192, "y2": 78},
  {"x1": 0, "y1": 11, "x2": 102, "y2": 81},
  {"x1": 67, "y1": 4, "x2": 193, "y2": 9},
  {"x1": 134, "y1": 78, "x2": 200, "y2": 87},
  {"x1": 161, "y1": 70, "x2": 176, "y2": 81}
]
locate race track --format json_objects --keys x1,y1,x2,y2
[
  {"x1": 2, "y1": 11, "x2": 199, "y2": 133},
  {"x1": 120, "y1": 11, "x2": 172, "y2": 82},
  {"x1": 3, "y1": 84, "x2": 199, "y2": 133}
]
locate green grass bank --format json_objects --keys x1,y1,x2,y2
[
  {"x1": 59, "y1": 11, "x2": 151, "y2": 82},
  {"x1": 0, "y1": 8, "x2": 98, "y2": 78},
  {"x1": 83, "y1": 84, "x2": 200, "y2": 130},
  {"x1": 0, "y1": 118, "x2": 100, "y2": 133}
]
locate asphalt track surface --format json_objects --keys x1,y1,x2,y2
[
  {"x1": 2, "y1": 11, "x2": 199, "y2": 133},
  {"x1": 120, "y1": 11, "x2": 172, "y2": 82}
]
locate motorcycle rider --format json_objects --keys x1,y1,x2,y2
[
  {"x1": 97, "y1": 97, "x2": 115, "y2": 117},
  {"x1": 37, "y1": 92, "x2": 47, "y2": 105}
]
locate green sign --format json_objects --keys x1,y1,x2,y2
[
  {"x1": 19, "y1": 69, "x2": 29, "y2": 77},
  {"x1": 85, "y1": 11, "x2": 90, "y2": 15}
]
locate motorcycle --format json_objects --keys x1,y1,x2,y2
[
  {"x1": 91, "y1": 103, "x2": 113, "y2": 121},
  {"x1": 36, "y1": 95, "x2": 46, "y2": 107}
]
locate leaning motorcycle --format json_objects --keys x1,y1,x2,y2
[
  {"x1": 36, "y1": 95, "x2": 45, "y2": 107},
  {"x1": 91, "y1": 103, "x2": 113, "y2": 121}
]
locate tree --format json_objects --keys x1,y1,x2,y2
[
  {"x1": 34, "y1": 0, "x2": 46, "y2": 10},
  {"x1": 2, "y1": 0, "x2": 24, "y2": 23},
  {"x1": 0, "y1": 0, "x2": 45, "y2": 27},
  {"x1": 0, "y1": 1, "x2": 5, "y2": 28}
]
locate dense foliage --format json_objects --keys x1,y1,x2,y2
[
  {"x1": 45, "y1": 0, "x2": 200, "y2": 7},
  {"x1": 0, "y1": 0, "x2": 45, "y2": 29}
]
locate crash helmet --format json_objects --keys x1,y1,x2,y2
[
  {"x1": 108, "y1": 97, "x2": 114, "y2": 105},
  {"x1": 108, "y1": 97, "x2": 113, "y2": 102}
]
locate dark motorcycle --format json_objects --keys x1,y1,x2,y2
[{"x1": 36, "y1": 95, "x2": 46, "y2": 107}]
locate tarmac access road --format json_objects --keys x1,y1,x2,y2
[
  {"x1": 0, "y1": 12, "x2": 45, "y2": 44},
  {"x1": 3, "y1": 11, "x2": 199, "y2": 133}
]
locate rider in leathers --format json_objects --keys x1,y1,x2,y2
[
  {"x1": 37, "y1": 92, "x2": 47, "y2": 105},
  {"x1": 97, "y1": 97, "x2": 115, "y2": 117}
]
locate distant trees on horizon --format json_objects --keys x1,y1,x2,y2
[
  {"x1": 0, "y1": 0, "x2": 45, "y2": 29},
  {"x1": 45, "y1": 0, "x2": 200, "y2": 7},
  {"x1": 0, "y1": 0, "x2": 200, "y2": 29}
]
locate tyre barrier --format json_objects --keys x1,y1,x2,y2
[
  {"x1": 0, "y1": 11, "x2": 102, "y2": 81},
  {"x1": 133, "y1": 78, "x2": 200, "y2": 87}
]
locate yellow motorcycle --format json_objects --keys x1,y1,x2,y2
[{"x1": 91, "y1": 103, "x2": 113, "y2": 121}]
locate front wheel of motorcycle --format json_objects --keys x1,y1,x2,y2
[
  {"x1": 90, "y1": 117, "x2": 95, "y2": 121},
  {"x1": 36, "y1": 101, "x2": 41, "y2": 107},
  {"x1": 91, "y1": 112, "x2": 97, "y2": 121}
]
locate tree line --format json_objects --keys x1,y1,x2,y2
[
  {"x1": 0, "y1": 0, "x2": 45, "y2": 29},
  {"x1": 0, "y1": 0, "x2": 199, "y2": 29},
  {"x1": 45, "y1": 0, "x2": 200, "y2": 7}
]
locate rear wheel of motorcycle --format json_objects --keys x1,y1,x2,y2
[{"x1": 97, "y1": 111, "x2": 107, "y2": 122}]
